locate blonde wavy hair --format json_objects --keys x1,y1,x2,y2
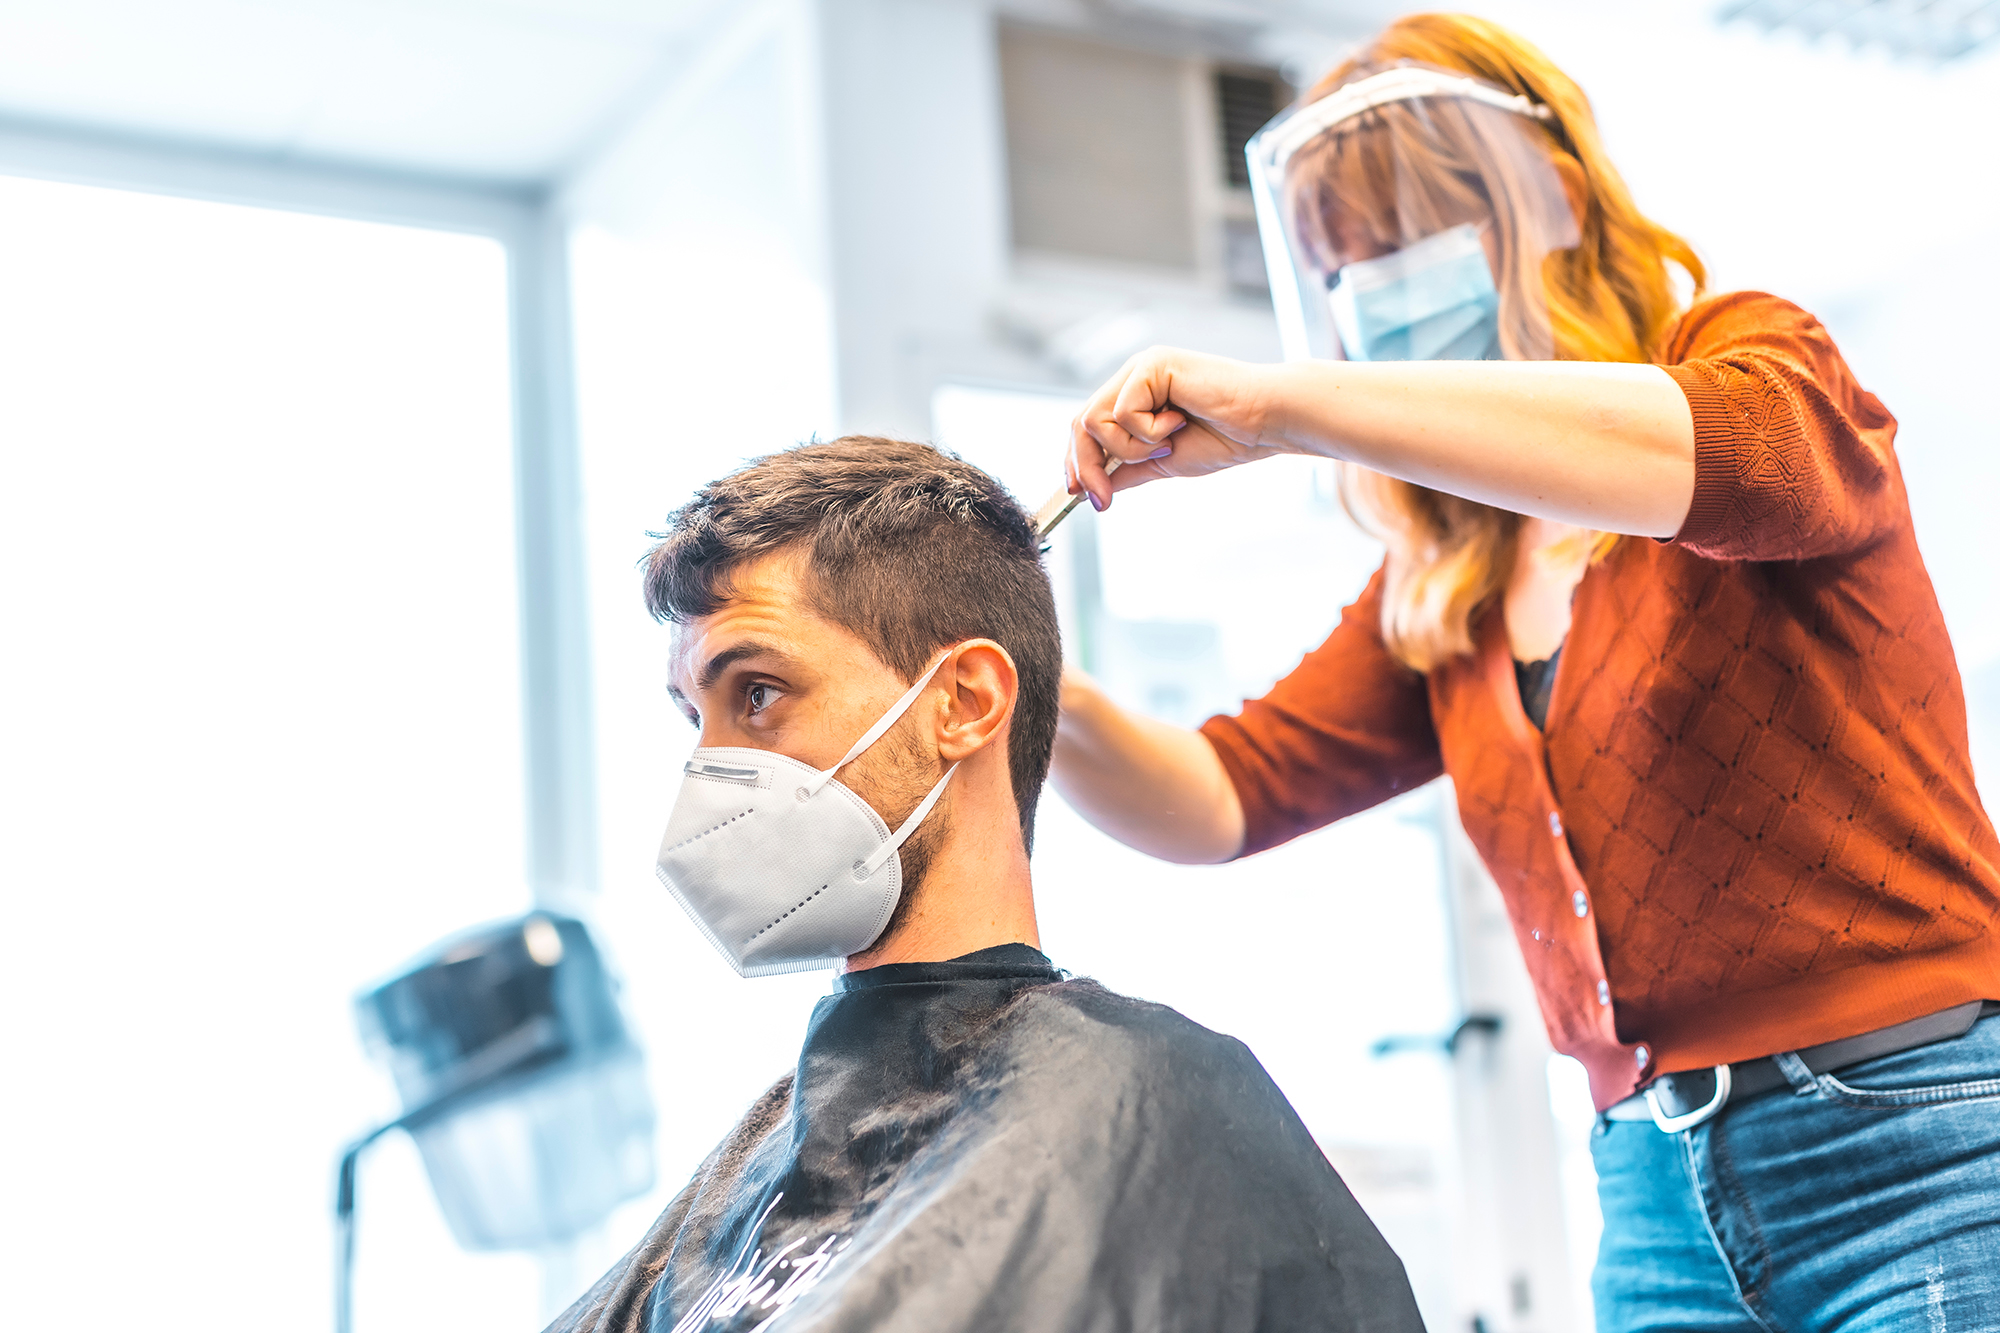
[{"x1": 1295, "y1": 14, "x2": 1706, "y2": 671}]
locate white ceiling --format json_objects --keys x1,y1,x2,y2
[
  {"x1": 7, "y1": 0, "x2": 1988, "y2": 200},
  {"x1": 0, "y1": 0, "x2": 726, "y2": 184},
  {"x1": 0, "y1": 0, "x2": 1402, "y2": 187}
]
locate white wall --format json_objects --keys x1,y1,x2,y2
[
  {"x1": 819, "y1": 0, "x2": 1021, "y2": 436},
  {"x1": 556, "y1": 0, "x2": 849, "y2": 1277}
]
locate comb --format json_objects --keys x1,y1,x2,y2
[{"x1": 1032, "y1": 458, "x2": 1123, "y2": 539}]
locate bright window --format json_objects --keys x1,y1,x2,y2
[{"x1": 0, "y1": 176, "x2": 539, "y2": 1330}]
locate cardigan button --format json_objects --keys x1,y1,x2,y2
[
  {"x1": 1572, "y1": 890, "x2": 1589, "y2": 918},
  {"x1": 1548, "y1": 811, "x2": 1563, "y2": 837}
]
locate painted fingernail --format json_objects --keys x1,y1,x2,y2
[
  {"x1": 1147, "y1": 446, "x2": 1172, "y2": 460},
  {"x1": 1088, "y1": 492, "x2": 1104, "y2": 512}
]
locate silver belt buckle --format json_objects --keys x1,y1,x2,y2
[{"x1": 1645, "y1": 1063, "x2": 1733, "y2": 1133}]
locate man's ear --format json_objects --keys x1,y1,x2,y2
[{"x1": 935, "y1": 640, "x2": 1016, "y2": 764}]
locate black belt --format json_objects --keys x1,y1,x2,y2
[{"x1": 1605, "y1": 999, "x2": 2000, "y2": 1132}]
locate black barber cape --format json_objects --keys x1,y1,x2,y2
[{"x1": 550, "y1": 945, "x2": 1424, "y2": 1333}]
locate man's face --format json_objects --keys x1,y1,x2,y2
[{"x1": 666, "y1": 549, "x2": 950, "y2": 869}]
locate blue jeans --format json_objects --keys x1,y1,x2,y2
[{"x1": 1591, "y1": 1013, "x2": 2000, "y2": 1332}]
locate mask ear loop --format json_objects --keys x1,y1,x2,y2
[
  {"x1": 858, "y1": 762, "x2": 958, "y2": 879},
  {"x1": 801, "y1": 646, "x2": 957, "y2": 799}
]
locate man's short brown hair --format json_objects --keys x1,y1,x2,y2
[{"x1": 643, "y1": 437, "x2": 1062, "y2": 851}]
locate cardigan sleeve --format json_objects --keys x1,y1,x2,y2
[
  {"x1": 1198, "y1": 564, "x2": 1444, "y2": 857},
  {"x1": 1662, "y1": 291, "x2": 1904, "y2": 561}
]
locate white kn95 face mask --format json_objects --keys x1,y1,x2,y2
[{"x1": 655, "y1": 649, "x2": 958, "y2": 977}]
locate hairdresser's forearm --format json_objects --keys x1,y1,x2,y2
[
  {"x1": 1049, "y1": 670, "x2": 1245, "y2": 865},
  {"x1": 1262, "y1": 359, "x2": 1695, "y2": 538}
]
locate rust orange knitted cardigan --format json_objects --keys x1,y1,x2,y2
[{"x1": 1199, "y1": 291, "x2": 2000, "y2": 1110}]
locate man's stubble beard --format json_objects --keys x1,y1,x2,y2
[
  {"x1": 881, "y1": 803, "x2": 951, "y2": 943},
  {"x1": 851, "y1": 722, "x2": 955, "y2": 946}
]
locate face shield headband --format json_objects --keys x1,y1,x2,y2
[{"x1": 1245, "y1": 65, "x2": 1578, "y2": 364}]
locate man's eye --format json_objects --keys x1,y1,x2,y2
[{"x1": 747, "y1": 683, "x2": 777, "y2": 714}]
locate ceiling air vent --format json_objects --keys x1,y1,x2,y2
[
  {"x1": 1719, "y1": 0, "x2": 2000, "y2": 61},
  {"x1": 997, "y1": 28, "x2": 1290, "y2": 298},
  {"x1": 1216, "y1": 70, "x2": 1284, "y2": 189},
  {"x1": 1000, "y1": 26, "x2": 1197, "y2": 269}
]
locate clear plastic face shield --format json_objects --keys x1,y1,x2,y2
[{"x1": 1245, "y1": 64, "x2": 1580, "y2": 364}]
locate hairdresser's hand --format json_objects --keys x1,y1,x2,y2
[{"x1": 1066, "y1": 347, "x2": 1286, "y2": 511}]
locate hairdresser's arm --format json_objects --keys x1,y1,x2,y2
[
  {"x1": 1065, "y1": 350, "x2": 1696, "y2": 538},
  {"x1": 1050, "y1": 666, "x2": 1245, "y2": 865}
]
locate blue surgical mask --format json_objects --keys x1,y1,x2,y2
[{"x1": 1327, "y1": 223, "x2": 1500, "y2": 362}]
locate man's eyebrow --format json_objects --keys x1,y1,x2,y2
[{"x1": 696, "y1": 640, "x2": 796, "y2": 691}]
